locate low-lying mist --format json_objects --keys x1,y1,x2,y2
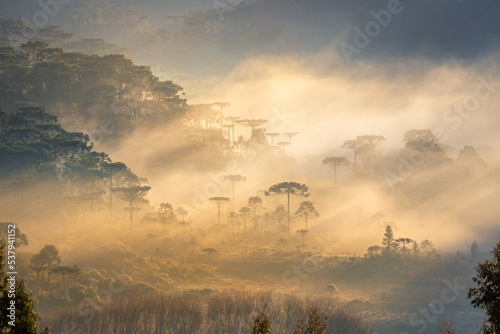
[{"x1": 88, "y1": 51, "x2": 500, "y2": 253}]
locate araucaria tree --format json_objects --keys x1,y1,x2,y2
[
  {"x1": 209, "y1": 197, "x2": 230, "y2": 225},
  {"x1": 102, "y1": 161, "x2": 127, "y2": 223},
  {"x1": 273, "y1": 205, "x2": 287, "y2": 233},
  {"x1": 51, "y1": 265, "x2": 80, "y2": 298},
  {"x1": 283, "y1": 132, "x2": 299, "y2": 156},
  {"x1": 236, "y1": 119, "x2": 268, "y2": 138},
  {"x1": 238, "y1": 207, "x2": 251, "y2": 233},
  {"x1": 224, "y1": 174, "x2": 246, "y2": 211},
  {"x1": 30, "y1": 244, "x2": 61, "y2": 294},
  {"x1": 295, "y1": 201, "x2": 319, "y2": 229},
  {"x1": 396, "y1": 238, "x2": 413, "y2": 257},
  {"x1": 266, "y1": 182, "x2": 309, "y2": 234},
  {"x1": 467, "y1": 239, "x2": 500, "y2": 333},
  {"x1": 248, "y1": 196, "x2": 264, "y2": 232},
  {"x1": 342, "y1": 135, "x2": 385, "y2": 178},
  {"x1": 322, "y1": 157, "x2": 347, "y2": 187},
  {"x1": 112, "y1": 185, "x2": 151, "y2": 226}
]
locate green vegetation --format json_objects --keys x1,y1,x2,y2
[
  {"x1": 468, "y1": 240, "x2": 500, "y2": 333},
  {"x1": 0, "y1": 243, "x2": 49, "y2": 333}
]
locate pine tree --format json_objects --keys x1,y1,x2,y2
[
  {"x1": 382, "y1": 225, "x2": 396, "y2": 255},
  {"x1": 0, "y1": 243, "x2": 49, "y2": 333},
  {"x1": 470, "y1": 241, "x2": 480, "y2": 262}
]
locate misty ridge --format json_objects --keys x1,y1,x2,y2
[
  {"x1": 0, "y1": 0, "x2": 500, "y2": 333},
  {"x1": 2, "y1": 0, "x2": 500, "y2": 74}
]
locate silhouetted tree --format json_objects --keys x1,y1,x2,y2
[
  {"x1": 51, "y1": 265, "x2": 80, "y2": 298},
  {"x1": 103, "y1": 162, "x2": 127, "y2": 223},
  {"x1": 322, "y1": 157, "x2": 347, "y2": 187},
  {"x1": 30, "y1": 245, "x2": 61, "y2": 293},
  {"x1": 209, "y1": 197, "x2": 230, "y2": 225},
  {"x1": 401, "y1": 129, "x2": 446, "y2": 175},
  {"x1": 420, "y1": 239, "x2": 436, "y2": 258},
  {"x1": 158, "y1": 203, "x2": 176, "y2": 226},
  {"x1": 225, "y1": 115, "x2": 241, "y2": 153},
  {"x1": 1, "y1": 243, "x2": 49, "y2": 333},
  {"x1": 458, "y1": 146, "x2": 486, "y2": 177},
  {"x1": 273, "y1": 205, "x2": 287, "y2": 233},
  {"x1": 325, "y1": 284, "x2": 338, "y2": 297},
  {"x1": 248, "y1": 196, "x2": 264, "y2": 232},
  {"x1": 412, "y1": 241, "x2": 420, "y2": 257},
  {"x1": 266, "y1": 132, "x2": 280, "y2": 147},
  {"x1": 470, "y1": 240, "x2": 480, "y2": 262},
  {"x1": 468, "y1": 239, "x2": 500, "y2": 333},
  {"x1": 224, "y1": 174, "x2": 246, "y2": 211},
  {"x1": 239, "y1": 207, "x2": 251, "y2": 233},
  {"x1": 367, "y1": 245, "x2": 381, "y2": 257},
  {"x1": 283, "y1": 132, "x2": 299, "y2": 156},
  {"x1": 211, "y1": 102, "x2": 230, "y2": 139},
  {"x1": 296, "y1": 229, "x2": 309, "y2": 250},
  {"x1": 0, "y1": 223, "x2": 28, "y2": 246},
  {"x1": 396, "y1": 238, "x2": 413, "y2": 256},
  {"x1": 382, "y1": 225, "x2": 397, "y2": 256},
  {"x1": 176, "y1": 207, "x2": 188, "y2": 224},
  {"x1": 236, "y1": 119, "x2": 268, "y2": 139},
  {"x1": 295, "y1": 201, "x2": 319, "y2": 229},
  {"x1": 112, "y1": 185, "x2": 150, "y2": 226},
  {"x1": 342, "y1": 135, "x2": 385, "y2": 178},
  {"x1": 266, "y1": 182, "x2": 309, "y2": 234}
]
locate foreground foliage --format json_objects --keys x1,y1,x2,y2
[
  {"x1": 468, "y1": 240, "x2": 500, "y2": 333},
  {"x1": 0, "y1": 243, "x2": 49, "y2": 333}
]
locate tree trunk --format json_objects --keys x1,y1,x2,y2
[
  {"x1": 287, "y1": 191, "x2": 290, "y2": 234},
  {"x1": 109, "y1": 169, "x2": 113, "y2": 224},
  {"x1": 334, "y1": 165, "x2": 337, "y2": 187},
  {"x1": 232, "y1": 181, "x2": 235, "y2": 212},
  {"x1": 129, "y1": 199, "x2": 133, "y2": 226}
]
